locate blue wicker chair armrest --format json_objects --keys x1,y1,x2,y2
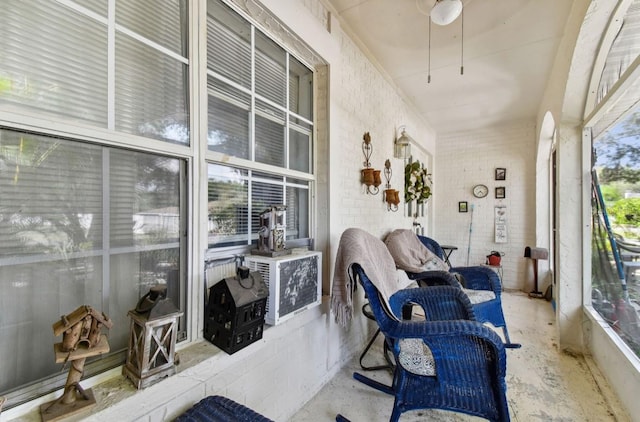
[
  {"x1": 451, "y1": 265, "x2": 502, "y2": 294},
  {"x1": 406, "y1": 269, "x2": 459, "y2": 286},
  {"x1": 388, "y1": 319, "x2": 507, "y2": 377},
  {"x1": 389, "y1": 286, "x2": 475, "y2": 321}
]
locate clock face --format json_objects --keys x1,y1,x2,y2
[{"x1": 473, "y1": 184, "x2": 489, "y2": 198}]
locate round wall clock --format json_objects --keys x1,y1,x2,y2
[{"x1": 472, "y1": 184, "x2": 489, "y2": 198}]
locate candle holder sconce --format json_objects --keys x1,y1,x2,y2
[
  {"x1": 383, "y1": 159, "x2": 400, "y2": 212},
  {"x1": 361, "y1": 132, "x2": 381, "y2": 195}
]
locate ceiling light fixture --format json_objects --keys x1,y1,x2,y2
[
  {"x1": 430, "y1": 0, "x2": 463, "y2": 26},
  {"x1": 425, "y1": 0, "x2": 465, "y2": 83}
]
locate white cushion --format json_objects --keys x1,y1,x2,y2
[
  {"x1": 398, "y1": 338, "x2": 436, "y2": 376},
  {"x1": 462, "y1": 288, "x2": 496, "y2": 304}
]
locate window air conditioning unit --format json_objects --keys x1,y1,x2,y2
[{"x1": 244, "y1": 251, "x2": 322, "y2": 326}]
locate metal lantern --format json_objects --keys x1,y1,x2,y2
[
  {"x1": 204, "y1": 266, "x2": 268, "y2": 354},
  {"x1": 123, "y1": 285, "x2": 183, "y2": 389}
]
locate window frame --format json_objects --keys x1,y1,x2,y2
[
  {"x1": 0, "y1": 0, "x2": 197, "y2": 408},
  {"x1": 0, "y1": 0, "x2": 324, "y2": 411},
  {"x1": 204, "y1": 0, "x2": 318, "y2": 255},
  {"x1": 582, "y1": 0, "x2": 640, "y2": 367}
]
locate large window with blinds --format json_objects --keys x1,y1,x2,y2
[
  {"x1": 206, "y1": 0, "x2": 315, "y2": 249},
  {"x1": 0, "y1": 0, "x2": 189, "y2": 407},
  {"x1": 0, "y1": 0, "x2": 318, "y2": 410},
  {"x1": 0, "y1": 129, "x2": 187, "y2": 403}
]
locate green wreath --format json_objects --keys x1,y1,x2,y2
[{"x1": 405, "y1": 161, "x2": 432, "y2": 204}]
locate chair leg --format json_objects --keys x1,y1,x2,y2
[
  {"x1": 502, "y1": 326, "x2": 521, "y2": 349},
  {"x1": 390, "y1": 403, "x2": 402, "y2": 422},
  {"x1": 359, "y1": 328, "x2": 394, "y2": 371},
  {"x1": 353, "y1": 372, "x2": 395, "y2": 396}
]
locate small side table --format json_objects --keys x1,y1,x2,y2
[{"x1": 440, "y1": 245, "x2": 458, "y2": 268}]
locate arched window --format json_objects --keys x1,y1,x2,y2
[{"x1": 586, "y1": 0, "x2": 640, "y2": 357}]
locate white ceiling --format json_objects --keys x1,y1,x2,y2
[{"x1": 324, "y1": 0, "x2": 575, "y2": 134}]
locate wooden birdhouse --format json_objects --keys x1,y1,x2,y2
[
  {"x1": 41, "y1": 306, "x2": 113, "y2": 422},
  {"x1": 53, "y1": 305, "x2": 113, "y2": 352}
]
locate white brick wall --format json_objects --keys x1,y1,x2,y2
[
  {"x1": 434, "y1": 122, "x2": 537, "y2": 290},
  {"x1": 328, "y1": 23, "x2": 436, "y2": 243}
]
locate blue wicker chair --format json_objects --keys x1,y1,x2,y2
[
  {"x1": 410, "y1": 235, "x2": 520, "y2": 348},
  {"x1": 338, "y1": 263, "x2": 510, "y2": 422},
  {"x1": 176, "y1": 395, "x2": 274, "y2": 422}
]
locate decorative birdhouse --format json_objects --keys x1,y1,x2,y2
[
  {"x1": 123, "y1": 285, "x2": 183, "y2": 389},
  {"x1": 204, "y1": 266, "x2": 268, "y2": 354},
  {"x1": 252, "y1": 205, "x2": 290, "y2": 257},
  {"x1": 40, "y1": 306, "x2": 113, "y2": 422}
]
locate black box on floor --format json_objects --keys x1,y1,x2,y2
[{"x1": 204, "y1": 268, "x2": 268, "y2": 354}]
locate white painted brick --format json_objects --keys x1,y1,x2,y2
[{"x1": 434, "y1": 122, "x2": 537, "y2": 290}]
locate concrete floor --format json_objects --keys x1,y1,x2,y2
[{"x1": 291, "y1": 291, "x2": 631, "y2": 422}]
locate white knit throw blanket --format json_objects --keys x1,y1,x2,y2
[
  {"x1": 385, "y1": 229, "x2": 449, "y2": 273},
  {"x1": 331, "y1": 228, "x2": 415, "y2": 327}
]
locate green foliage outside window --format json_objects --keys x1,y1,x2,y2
[{"x1": 609, "y1": 198, "x2": 640, "y2": 227}]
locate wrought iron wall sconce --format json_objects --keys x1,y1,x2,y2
[
  {"x1": 383, "y1": 159, "x2": 400, "y2": 211},
  {"x1": 361, "y1": 132, "x2": 381, "y2": 194}
]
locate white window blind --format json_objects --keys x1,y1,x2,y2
[
  {"x1": 207, "y1": 165, "x2": 249, "y2": 248},
  {"x1": 255, "y1": 31, "x2": 287, "y2": 107},
  {"x1": 0, "y1": 0, "x2": 190, "y2": 145},
  {"x1": 207, "y1": 77, "x2": 251, "y2": 158},
  {"x1": 207, "y1": 164, "x2": 310, "y2": 247},
  {"x1": 0, "y1": 1, "x2": 189, "y2": 406},
  {"x1": 0, "y1": 128, "x2": 186, "y2": 402},
  {"x1": 205, "y1": 0, "x2": 315, "y2": 251},
  {"x1": 207, "y1": 0, "x2": 251, "y2": 89},
  {"x1": 255, "y1": 100, "x2": 286, "y2": 167},
  {"x1": 0, "y1": 1, "x2": 108, "y2": 126},
  {"x1": 116, "y1": 0, "x2": 187, "y2": 56}
]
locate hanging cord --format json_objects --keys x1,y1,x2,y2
[
  {"x1": 460, "y1": 8, "x2": 464, "y2": 75},
  {"x1": 427, "y1": 19, "x2": 432, "y2": 83}
]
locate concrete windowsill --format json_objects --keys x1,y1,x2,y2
[{"x1": 5, "y1": 299, "x2": 329, "y2": 421}]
